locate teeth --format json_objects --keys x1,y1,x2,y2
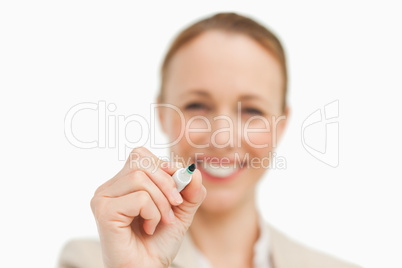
[{"x1": 202, "y1": 163, "x2": 238, "y2": 177}]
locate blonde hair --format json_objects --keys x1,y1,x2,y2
[{"x1": 160, "y1": 12, "x2": 288, "y2": 111}]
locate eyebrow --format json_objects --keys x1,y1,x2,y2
[
  {"x1": 183, "y1": 89, "x2": 211, "y2": 98},
  {"x1": 182, "y1": 89, "x2": 273, "y2": 111},
  {"x1": 239, "y1": 95, "x2": 262, "y2": 101},
  {"x1": 183, "y1": 89, "x2": 267, "y2": 101}
]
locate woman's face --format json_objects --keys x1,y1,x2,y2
[{"x1": 159, "y1": 30, "x2": 287, "y2": 213}]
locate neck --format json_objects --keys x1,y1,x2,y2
[{"x1": 189, "y1": 190, "x2": 260, "y2": 268}]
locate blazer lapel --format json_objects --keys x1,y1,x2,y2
[
  {"x1": 170, "y1": 232, "x2": 201, "y2": 268},
  {"x1": 267, "y1": 222, "x2": 292, "y2": 268},
  {"x1": 171, "y1": 222, "x2": 287, "y2": 268},
  {"x1": 172, "y1": 223, "x2": 279, "y2": 268}
]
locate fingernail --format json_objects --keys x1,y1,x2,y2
[
  {"x1": 171, "y1": 189, "x2": 183, "y2": 204},
  {"x1": 148, "y1": 225, "x2": 156, "y2": 235},
  {"x1": 168, "y1": 209, "x2": 175, "y2": 223}
]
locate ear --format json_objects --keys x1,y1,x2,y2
[{"x1": 157, "y1": 96, "x2": 168, "y2": 134}]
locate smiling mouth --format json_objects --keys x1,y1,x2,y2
[
  {"x1": 201, "y1": 163, "x2": 239, "y2": 177},
  {"x1": 194, "y1": 158, "x2": 244, "y2": 182}
]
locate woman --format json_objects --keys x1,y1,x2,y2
[{"x1": 59, "y1": 12, "x2": 360, "y2": 268}]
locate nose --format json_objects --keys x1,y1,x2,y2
[{"x1": 210, "y1": 113, "x2": 238, "y2": 149}]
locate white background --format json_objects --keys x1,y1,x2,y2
[{"x1": 1, "y1": 1, "x2": 401, "y2": 267}]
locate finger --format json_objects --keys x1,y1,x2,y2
[
  {"x1": 107, "y1": 191, "x2": 161, "y2": 235},
  {"x1": 180, "y1": 169, "x2": 206, "y2": 205},
  {"x1": 97, "y1": 147, "x2": 175, "y2": 194},
  {"x1": 124, "y1": 147, "x2": 163, "y2": 172},
  {"x1": 124, "y1": 147, "x2": 184, "y2": 176},
  {"x1": 159, "y1": 161, "x2": 185, "y2": 175},
  {"x1": 142, "y1": 167, "x2": 184, "y2": 205},
  {"x1": 100, "y1": 171, "x2": 175, "y2": 224},
  {"x1": 95, "y1": 147, "x2": 159, "y2": 189},
  {"x1": 173, "y1": 169, "x2": 206, "y2": 224},
  {"x1": 93, "y1": 169, "x2": 126, "y2": 196},
  {"x1": 123, "y1": 148, "x2": 184, "y2": 206}
]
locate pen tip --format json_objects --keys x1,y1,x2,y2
[{"x1": 188, "y1": 163, "x2": 196, "y2": 172}]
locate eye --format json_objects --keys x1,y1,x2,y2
[
  {"x1": 242, "y1": 107, "x2": 263, "y2": 115},
  {"x1": 185, "y1": 102, "x2": 209, "y2": 111}
]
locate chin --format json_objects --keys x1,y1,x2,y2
[{"x1": 198, "y1": 188, "x2": 247, "y2": 214}]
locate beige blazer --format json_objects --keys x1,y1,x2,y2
[{"x1": 58, "y1": 223, "x2": 361, "y2": 268}]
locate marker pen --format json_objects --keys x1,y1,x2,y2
[{"x1": 172, "y1": 163, "x2": 196, "y2": 192}]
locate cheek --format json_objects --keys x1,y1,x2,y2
[
  {"x1": 165, "y1": 112, "x2": 211, "y2": 155},
  {"x1": 164, "y1": 112, "x2": 188, "y2": 159},
  {"x1": 184, "y1": 116, "x2": 211, "y2": 147},
  {"x1": 165, "y1": 111, "x2": 184, "y2": 142},
  {"x1": 242, "y1": 118, "x2": 273, "y2": 157}
]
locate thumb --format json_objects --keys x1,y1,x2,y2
[{"x1": 173, "y1": 169, "x2": 206, "y2": 225}]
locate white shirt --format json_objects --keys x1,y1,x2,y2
[{"x1": 192, "y1": 215, "x2": 271, "y2": 268}]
